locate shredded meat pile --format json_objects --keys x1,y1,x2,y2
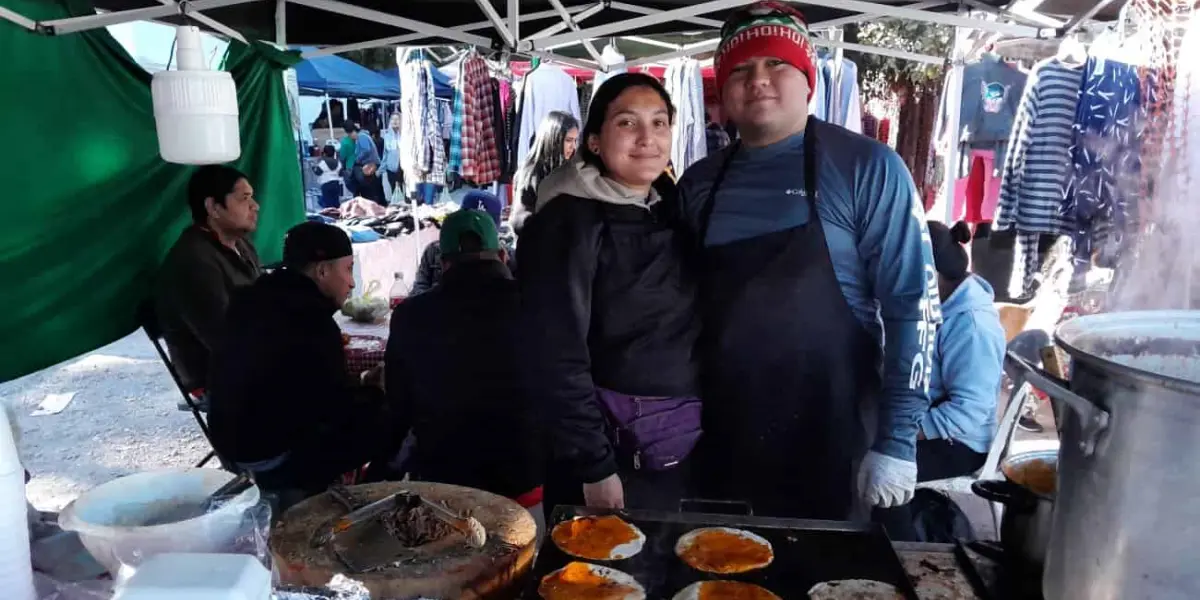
[{"x1": 379, "y1": 503, "x2": 455, "y2": 547}]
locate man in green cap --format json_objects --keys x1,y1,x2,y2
[{"x1": 384, "y1": 209, "x2": 544, "y2": 523}]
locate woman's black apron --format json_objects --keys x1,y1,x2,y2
[{"x1": 695, "y1": 117, "x2": 881, "y2": 520}]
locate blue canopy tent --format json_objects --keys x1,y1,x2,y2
[
  {"x1": 377, "y1": 66, "x2": 454, "y2": 100},
  {"x1": 294, "y1": 47, "x2": 399, "y2": 99}
]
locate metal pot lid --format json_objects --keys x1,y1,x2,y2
[{"x1": 1055, "y1": 310, "x2": 1200, "y2": 392}]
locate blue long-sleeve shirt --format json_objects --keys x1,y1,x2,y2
[
  {"x1": 677, "y1": 119, "x2": 941, "y2": 461},
  {"x1": 382, "y1": 129, "x2": 402, "y2": 173},
  {"x1": 356, "y1": 133, "x2": 381, "y2": 168},
  {"x1": 921, "y1": 275, "x2": 1005, "y2": 453}
]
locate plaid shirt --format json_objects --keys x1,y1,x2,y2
[
  {"x1": 448, "y1": 67, "x2": 467, "y2": 174},
  {"x1": 460, "y1": 54, "x2": 502, "y2": 185},
  {"x1": 422, "y1": 61, "x2": 446, "y2": 186}
]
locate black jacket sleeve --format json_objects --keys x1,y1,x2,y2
[
  {"x1": 517, "y1": 199, "x2": 616, "y2": 484},
  {"x1": 411, "y1": 241, "x2": 442, "y2": 295},
  {"x1": 384, "y1": 308, "x2": 415, "y2": 443}
]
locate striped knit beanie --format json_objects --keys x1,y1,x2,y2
[{"x1": 715, "y1": 1, "x2": 818, "y2": 100}]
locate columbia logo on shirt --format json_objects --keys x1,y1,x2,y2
[{"x1": 785, "y1": 188, "x2": 806, "y2": 196}]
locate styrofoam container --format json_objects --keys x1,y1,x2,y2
[
  {"x1": 0, "y1": 405, "x2": 36, "y2": 600},
  {"x1": 57, "y1": 469, "x2": 260, "y2": 576},
  {"x1": 114, "y1": 553, "x2": 270, "y2": 600}
]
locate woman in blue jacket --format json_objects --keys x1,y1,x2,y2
[{"x1": 920, "y1": 221, "x2": 1006, "y2": 480}]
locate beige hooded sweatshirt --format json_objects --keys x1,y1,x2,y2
[{"x1": 534, "y1": 158, "x2": 662, "y2": 213}]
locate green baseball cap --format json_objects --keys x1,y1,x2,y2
[{"x1": 440, "y1": 209, "x2": 501, "y2": 256}]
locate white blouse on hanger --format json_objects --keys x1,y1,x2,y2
[{"x1": 516, "y1": 64, "x2": 582, "y2": 166}]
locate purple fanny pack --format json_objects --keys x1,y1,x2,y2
[{"x1": 595, "y1": 388, "x2": 702, "y2": 471}]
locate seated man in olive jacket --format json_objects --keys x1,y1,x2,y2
[
  {"x1": 154, "y1": 165, "x2": 261, "y2": 407},
  {"x1": 207, "y1": 222, "x2": 396, "y2": 508}
]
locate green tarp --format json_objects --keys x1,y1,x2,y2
[{"x1": 0, "y1": 0, "x2": 304, "y2": 382}]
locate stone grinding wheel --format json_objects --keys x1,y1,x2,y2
[{"x1": 271, "y1": 482, "x2": 538, "y2": 600}]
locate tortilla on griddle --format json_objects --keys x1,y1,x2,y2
[
  {"x1": 807, "y1": 579, "x2": 904, "y2": 599},
  {"x1": 672, "y1": 580, "x2": 782, "y2": 600},
  {"x1": 551, "y1": 515, "x2": 646, "y2": 561},
  {"x1": 675, "y1": 527, "x2": 774, "y2": 574},
  {"x1": 539, "y1": 562, "x2": 645, "y2": 600}
]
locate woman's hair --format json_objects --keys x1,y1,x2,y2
[
  {"x1": 514, "y1": 111, "x2": 580, "y2": 201},
  {"x1": 927, "y1": 220, "x2": 972, "y2": 281},
  {"x1": 321, "y1": 144, "x2": 336, "y2": 158},
  {"x1": 579, "y1": 73, "x2": 676, "y2": 173}
]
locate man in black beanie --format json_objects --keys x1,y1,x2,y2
[{"x1": 208, "y1": 222, "x2": 395, "y2": 506}]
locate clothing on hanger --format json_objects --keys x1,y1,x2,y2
[
  {"x1": 516, "y1": 63, "x2": 582, "y2": 166},
  {"x1": 1064, "y1": 55, "x2": 1144, "y2": 288},
  {"x1": 592, "y1": 45, "x2": 627, "y2": 96},
  {"x1": 996, "y1": 57, "x2": 1084, "y2": 237},
  {"x1": 835, "y1": 59, "x2": 862, "y2": 133},
  {"x1": 994, "y1": 56, "x2": 1084, "y2": 297},
  {"x1": 399, "y1": 52, "x2": 447, "y2": 194},
  {"x1": 664, "y1": 58, "x2": 708, "y2": 173},
  {"x1": 936, "y1": 53, "x2": 1029, "y2": 165},
  {"x1": 456, "y1": 52, "x2": 502, "y2": 185}
]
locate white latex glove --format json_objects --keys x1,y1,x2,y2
[{"x1": 857, "y1": 450, "x2": 918, "y2": 508}]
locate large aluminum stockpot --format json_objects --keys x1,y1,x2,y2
[{"x1": 1007, "y1": 310, "x2": 1200, "y2": 600}]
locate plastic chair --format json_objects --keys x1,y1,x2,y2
[
  {"x1": 916, "y1": 330, "x2": 1054, "y2": 535},
  {"x1": 136, "y1": 299, "x2": 222, "y2": 469}
]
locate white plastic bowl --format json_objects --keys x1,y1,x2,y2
[{"x1": 57, "y1": 469, "x2": 260, "y2": 576}]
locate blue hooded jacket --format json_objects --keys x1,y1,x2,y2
[{"x1": 921, "y1": 275, "x2": 1006, "y2": 454}]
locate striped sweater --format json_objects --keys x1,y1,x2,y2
[{"x1": 995, "y1": 58, "x2": 1084, "y2": 234}]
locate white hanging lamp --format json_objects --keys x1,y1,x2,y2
[{"x1": 152, "y1": 25, "x2": 240, "y2": 164}]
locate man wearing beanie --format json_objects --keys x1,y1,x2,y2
[
  {"x1": 385, "y1": 210, "x2": 545, "y2": 528},
  {"x1": 208, "y1": 222, "x2": 396, "y2": 507},
  {"x1": 677, "y1": 1, "x2": 941, "y2": 520}
]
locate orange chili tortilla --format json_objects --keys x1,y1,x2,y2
[
  {"x1": 551, "y1": 515, "x2": 646, "y2": 561},
  {"x1": 675, "y1": 527, "x2": 774, "y2": 574},
  {"x1": 538, "y1": 562, "x2": 645, "y2": 600},
  {"x1": 673, "y1": 580, "x2": 782, "y2": 600}
]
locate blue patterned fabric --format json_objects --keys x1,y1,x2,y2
[
  {"x1": 1065, "y1": 57, "x2": 1143, "y2": 268},
  {"x1": 448, "y1": 68, "x2": 466, "y2": 174}
]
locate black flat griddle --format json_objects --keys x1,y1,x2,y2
[{"x1": 524, "y1": 506, "x2": 919, "y2": 599}]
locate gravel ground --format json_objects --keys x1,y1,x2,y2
[{"x1": 0, "y1": 330, "x2": 210, "y2": 511}]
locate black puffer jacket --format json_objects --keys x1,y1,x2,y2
[
  {"x1": 385, "y1": 260, "x2": 542, "y2": 499},
  {"x1": 207, "y1": 270, "x2": 393, "y2": 489},
  {"x1": 518, "y1": 160, "x2": 700, "y2": 483}
]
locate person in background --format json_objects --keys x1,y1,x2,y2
[
  {"x1": 381, "y1": 112, "x2": 405, "y2": 203},
  {"x1": 705, "y1": 111, "x2": 732, "y2": 155},
  {"x1": 676, "y1": 1, "x2": 939, "y2": 520},
  {"x1": 384, "y1": 210, "x2": 544, "y2": 528},
  {"x1": 354, "y1": 124, "x2": 385, "y2": 205},
  {"x1": 339, "y1": 124, "x2": 359, "y2": 197},
  {"x1": 519, "y1": 74, "x2": 701, "y2": 512},
  {"x1": 313, "y1": 143, "x2": 343, "y2": 209},
  {"x1": 919, "y1": 221, "x2": 1005, "y2": 478},
  {"x1": 411, "y1": 190, "x2": 505, "y2": 295},
  {"x1": 509, "y1": 111, "x2": 580, "y2": 235},
  {"x1": 154, "y1": 165, "x2": 261, "y2": 410},
  {"x1": 207, "y1": 222, "x2": 395, "y2": 509}
]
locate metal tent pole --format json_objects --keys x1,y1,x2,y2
[{"x1": 325, "y1": 95, "x2": 335, "y2": 141}]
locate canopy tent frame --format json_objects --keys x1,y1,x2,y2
[
  {"x1": 12, "y1": 0, "x2": 1087, "y2": 72},
  {"x1": 305, "y1": 4, "x2": 595, "y2": 57},
  {"x1": 7, "y1": 0, "x2": 1115, "y2": 222}
]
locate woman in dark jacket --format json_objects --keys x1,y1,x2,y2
[
  {"x1": 518, "y1": 74, "x2": 701, "y2": 512},
  {"x1": 509, "y1": 110, "x2": 579, "y2": 235}
]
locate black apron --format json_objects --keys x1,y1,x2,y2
[{"x1": 695, "y1": 118, "x2": 881, "y2": 520}]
